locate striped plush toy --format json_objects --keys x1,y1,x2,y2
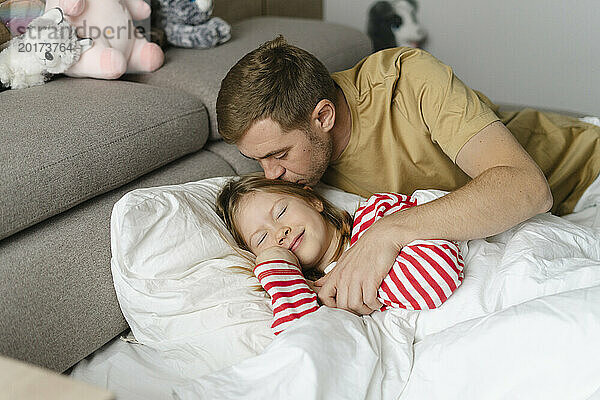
[{"x1": 254, "y1": 192, "x2": 464, "y2": 335}]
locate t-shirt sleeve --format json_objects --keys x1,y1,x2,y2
[{"x1": 405, "y1": 50, "x2": 500, "y2": 162}]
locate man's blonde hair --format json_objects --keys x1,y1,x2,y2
[{"x1": 216, "y1": 35, "x2": 338, "y2": 143}]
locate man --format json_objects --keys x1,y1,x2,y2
[{"x1": 216, "y1": 36, "x2": 600, "y2": 315}]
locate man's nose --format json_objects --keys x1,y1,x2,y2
[
  {"x1": 261, "y1": 160, "x2": 285, "y2": 180},
  {"x1": 277, "y1": 227, "x2": 291, "y2": 247}
]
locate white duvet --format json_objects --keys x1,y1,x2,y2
[
  {"x1": 173, "y1": 211, "x2": 600, "y2": 400},
  {"x1": 105, "y1": 176, "x2": 600, "y2": 400}
]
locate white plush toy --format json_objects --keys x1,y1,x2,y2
[{"x1": 0, "y1": 8, "x2": 92, "y2": 89}]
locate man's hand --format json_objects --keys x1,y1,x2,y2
[
  {"x1": 315, "y1": 121, "x2": 552, "y2": 316},
  {"x1": 306, "y1": 279, "x2": 321, "y2": 296},
  {"x1": 315, "y1": 218, "x2": 401, "y2": 315}
]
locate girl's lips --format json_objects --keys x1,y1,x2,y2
[{"x1": 289, "y1": 231, "x2": 304, "y2": 252}]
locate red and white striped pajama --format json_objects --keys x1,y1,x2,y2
[{"x1": 253, "y1": 193, "x2": 464, "y2": 335}]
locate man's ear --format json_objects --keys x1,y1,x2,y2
[{"x1": 311, "y1": 99, "x2": 335, "y2": 132}]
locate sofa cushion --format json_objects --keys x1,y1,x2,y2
[
  {"x1": 204, "y1": 140, "x2": 261, "y2": 175},
  {"x1": 0, "y1": 149, "x2": 235, "y2": 372},
  {"x1": 0, "y1": 78, "x2": 209, "y2": 240},
  {"x1": 126, "y1": 16, "x2": 372, "y2": 141}
]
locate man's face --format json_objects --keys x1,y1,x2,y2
[{"x1": 237, "y1": 118, "x2": 333, "y2": 186}]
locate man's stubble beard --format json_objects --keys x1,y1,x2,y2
[{"x1": 305, "y1": 126, "x2": 333, "y2": 186}]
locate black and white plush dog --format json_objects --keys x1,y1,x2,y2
[
  {"x1": 367, "y1": 0, "x2": 427, "y2": 52},
  {"x1": 151, "y1": 0, "x2": 230, "y2": 48}
]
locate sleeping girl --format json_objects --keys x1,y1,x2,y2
[{"x1": 216, "y1": 174, "x2": 464, "y2": 335}]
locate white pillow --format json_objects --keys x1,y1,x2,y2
[{"x1": 110, "y1": 177, "x2": 364, "y2": 378}]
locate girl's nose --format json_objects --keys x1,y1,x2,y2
[{"x1": 278, "y1": 227, "x2": 290, "y2": 246}]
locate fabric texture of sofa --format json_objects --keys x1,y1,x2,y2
[{"x1": 0, "y1": 3, "x2": 372, "y2": 372}]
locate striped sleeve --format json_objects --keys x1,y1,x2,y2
[
  {"x1": 253, "y1": 259, "x2": 320, "y2": 335},
  {"x1": 351, "y1": 193, "x2": 464, "y2": 311}
]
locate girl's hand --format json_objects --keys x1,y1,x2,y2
[{"x1": 255, "y1": 246, "x2": 299, "y2": 266}]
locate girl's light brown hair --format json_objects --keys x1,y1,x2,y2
[
  {"x1": 216, "y1": 35, "x2": 338, "y2": 143},
  {"x1": 216, "y1": 174, "x2": 353, "y2": 276}
]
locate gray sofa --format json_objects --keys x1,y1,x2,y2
[{"x1": 0, "y1": 10, "x2": 371, "y2": 372}]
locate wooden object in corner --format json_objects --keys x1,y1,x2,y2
[{"x1": 0, "y1": 356, "x2": 114, "y2": 400}]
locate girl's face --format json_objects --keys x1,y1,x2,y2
[{"x1": 235, "y1": 191, "x2": 338, "y2": 272}]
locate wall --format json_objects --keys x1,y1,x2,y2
[
  {"x1": 214, "y1": 0, "x2": 322, "y2": 23},
  {"x1": 324, "y1": 0, "x2": 599, "y2": 115}
]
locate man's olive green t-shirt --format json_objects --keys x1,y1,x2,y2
[{"x1": 323, "y1": 47, "x2": 600, "y2": 215}]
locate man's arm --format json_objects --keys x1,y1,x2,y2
[{"x1": 315, "y1": 121, "x2": 553, "y2": 314}]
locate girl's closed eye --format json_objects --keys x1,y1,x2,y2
[
  {"x1": 277, "y1": 206, "x2": 287, "y2": 218},
  {"x1": 257, "y1": 232, "x2": 267, "y2": 247}
]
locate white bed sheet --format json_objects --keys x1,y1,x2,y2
[{"x1": 71, "y1": 176, "x2": 600, "y2": 400}]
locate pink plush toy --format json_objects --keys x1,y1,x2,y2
[{"x1": 44, "y1": 0, "x2": 164, "y2": 79}]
